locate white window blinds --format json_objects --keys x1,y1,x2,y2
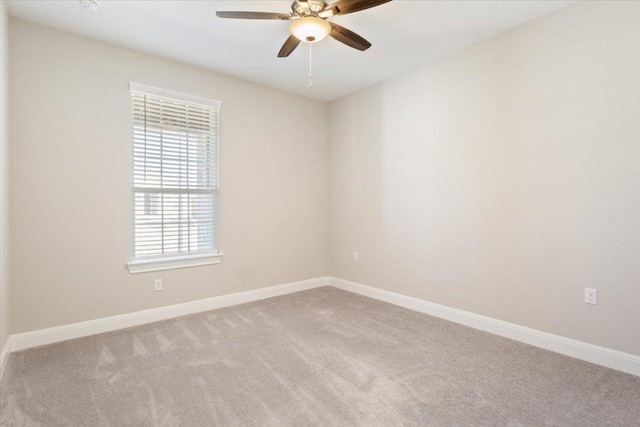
[{"x1": 130, "y1": 83, "x2": 220, "y2": 262}]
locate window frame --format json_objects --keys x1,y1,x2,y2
[{"x1": 126, "y1": 82, "x2": 223, "y2": 274}]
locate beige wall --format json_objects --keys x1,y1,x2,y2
[
  {"x1": 6, "y1": 1, "x2": 639, "y2": 359},
  {"x1": 0, "y1": 1, "x2": 9, "y2": 352},
  {"x1": 329, "y1": 1, "x2": 640, "y2": 356},
  {"x1": 9, "y1": 18, "x2": 329, "y2": 334}
]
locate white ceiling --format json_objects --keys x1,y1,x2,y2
[{"x1": 6, "y1": 0, "x2": 575, "y2": 101}]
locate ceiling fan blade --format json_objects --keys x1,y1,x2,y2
[
  {"x1": 322, "y1": 0, "x2": 392, "y2": 17},
  {"x1": 278, "y1": 35, "x2": 301, "y2": 57},
  {"x1": 216, "y1": 11, "x2": 292, "y2": 20},
  {"x1": 329, "y1": 23, "x2": 372, "y2": 51}
]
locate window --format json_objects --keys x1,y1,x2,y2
[{"x1": 127, "y1": 83, "x2": 222, "y2": 273}]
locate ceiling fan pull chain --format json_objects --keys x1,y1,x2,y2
[{"x1": 308, "y1": 42, "x2": 313, "y2": 88}]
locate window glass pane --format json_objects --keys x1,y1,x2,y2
[{"x1": 131, "y1": 90, "x2": 219, "y2": 260}]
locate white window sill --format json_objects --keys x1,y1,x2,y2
[{"x1": 127, "y1": 253, "x2": 223, "y2": 274}]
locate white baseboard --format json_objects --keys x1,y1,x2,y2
[
  {"x1": 9, "y1": 276, "x2": 329, "y2": 353},
  {"x1": 6, "y1": 276, "x2": 638, "y2": 379},
  {"x1": 330, "y1": 277, "x2": 640, "y2": 378},
  {"x1": 0, "y1": 336, "x2": 11, "y2": 380}
]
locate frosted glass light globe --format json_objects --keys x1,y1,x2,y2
[{"x1": 290, "y1": 16, "x2": 331, "y2": 43}]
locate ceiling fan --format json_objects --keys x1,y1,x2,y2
[{"x1": 216, "y1": 0, "x2": 392, "y2": 57}]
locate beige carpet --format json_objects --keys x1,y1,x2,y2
[{"x1": 1, "y1": 286, "x2": 639, "y2": 426}]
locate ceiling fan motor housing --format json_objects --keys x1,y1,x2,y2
[{"x1": 292, "y1": 0, "x2": 326, "y2": 16}]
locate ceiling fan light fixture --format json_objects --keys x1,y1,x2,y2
[{"x1": 289, "y1": 16, "x2": 331, "y2": 43}]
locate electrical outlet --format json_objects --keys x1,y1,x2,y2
[
  {"x1": 353, "y1": 252, "x2": 359, "y2": 262},
  {"x1": 155, "y1": 279, "x2": 163, "y2": 291},
  {"x1": 584, "y1": 288, "x2": 597, "y2": 305}
]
